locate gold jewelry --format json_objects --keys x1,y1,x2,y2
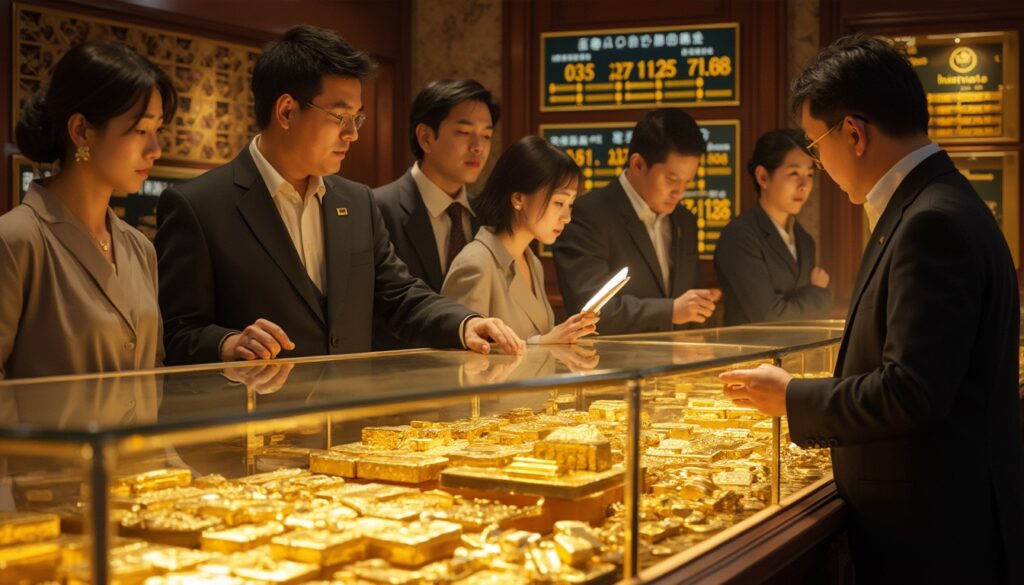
[
  {"x1": 95, "y1": 237, "x2": 110, "y2": 252},
  {"x1": 74, "y1": 145, "x2": 90, "y2": 163}
]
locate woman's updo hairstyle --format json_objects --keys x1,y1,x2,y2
[
  {"x1": 746, "y1": 128, "x2": 809, "y2": 196},
  {"x1": 15, "y1": 41, "x2": 177, "y2": 164},
  {"x1": 474, "y1": 135, "x2": 582, "y2": 234}
]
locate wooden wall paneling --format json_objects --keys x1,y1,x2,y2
[
  {"x1": 3, "y1": 0, "x2": 411, "y2": 214},
  {"x1": 819, "y1": 0, "x2": 1024, "y2": 296}
]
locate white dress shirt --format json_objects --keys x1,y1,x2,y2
[
  {"x1": 769, "y1": 214, "x2": 798, "y2": 260},
  {"x1": 249, "y1": 136, "x2": 327, "y2": 292},
  {"x1": 863, "y1": 142, "x2": 942, "y2": 232},
  {"x1": 411, "y1": 162, "x2": 475, "y2": 272},
  {"x1": 620, "y1": 172, "x2": 672, "y2": 291}
]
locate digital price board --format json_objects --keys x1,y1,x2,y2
[
  {"x1": 540, "y1": 120, "x2": 740, "y2": 259},
  {"x1": 895, "y1": 31, "x2": 1019, "y2": 142},
  {"x1": 540, "y1": 23, "x2": 739, "y2": 112}
]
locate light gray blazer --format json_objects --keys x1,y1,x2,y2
[
  {"x1": 0, "y1": 182, "x2": 163, "y2": 379},
  {"x1": 442, "y1": 227, "x2": 555, "y2": 343}
]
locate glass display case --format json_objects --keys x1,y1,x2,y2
[{"x1": 0, "y1": 323, "x2": 841, "y2": 584}]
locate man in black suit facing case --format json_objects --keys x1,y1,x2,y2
[
  {"x1": 553, "y1": 108, "x2": 720, "y2": 335},
  {"x1": 156, "y1": 26, "x2": 523, "y2": 365},
  {"x1": 721, "y1": 34, "x2": 1023, "y2": 584}
]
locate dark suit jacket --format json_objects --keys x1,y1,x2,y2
[
  {"x1": 714, "y1": 202, "x2": 831, "y2": 325},
  {"x1": 786, "y1": 152, "x2": 1024, "y2": 584},
  {"x1": 552, "y1": 179, "x2": 702, "y2": 335},
  {"x1": 155, "y1": 150, "x2": 473, "y2": 365},
  {"x1": 372, "y1": 170, "x2": 479, "y2": 350}
]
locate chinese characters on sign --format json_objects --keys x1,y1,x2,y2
[{"x1": 541, "y1": 24, "x2": 739, "y2": 111}]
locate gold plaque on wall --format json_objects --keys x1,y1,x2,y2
[
  {"x1": 13, "y1": 3, "x2": 261, "y2": 165},
  {"x1": 892, "y1": 31, "x2": 1020, "y2": 143}
]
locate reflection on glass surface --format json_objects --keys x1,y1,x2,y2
[
  {"x1": 0, "y1": 325, "x2": 840, "y2": 436},
  {"x1": 0, "y1": 324, "x2": 842, "y2": 584}
]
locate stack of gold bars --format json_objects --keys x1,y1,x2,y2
[{"x1": 0, "y1": 371, "x2": 832, "y2": 584}]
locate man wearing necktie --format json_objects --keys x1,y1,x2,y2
[{"x1": 373, "y1": 79, "x2": 499, "y2": 349}]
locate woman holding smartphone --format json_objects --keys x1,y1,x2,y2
[{"x1": 442, "y1": 136, "x2": 599, "y2": 344}]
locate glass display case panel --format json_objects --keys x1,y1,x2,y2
[
  {"x1": 597, "y1": 325, "x2": 844, "y2": 350},
  {"x1": 634, "y1": 357, "x2": 778, "y2": 573},
  {"x1": 0, "y1": 322, "x2": 845, "y2": 584},
  {"x1": 103, "y1": 380, "x2": 634, "y2": 584},
  {"x1": 778, "y1": 346, "x2": 837, "y2": 501},
  {"x1": 0, "y1": 440, "x2": 93, "y2": 584}
]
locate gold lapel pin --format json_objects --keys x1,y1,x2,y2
[
  {"x1": 336, "y1": 208, "x2": 348, "y2": 216},
  {"x1": 878, "y1": 235, "x2": 885, "y2": 245}
]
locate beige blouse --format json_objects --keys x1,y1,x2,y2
[
  {"x1": 0, "y1": 182, "x2": 163, "y2": 379},
  {"x1": 442, "y1": 227, "x2": 555, "y2": 343}
]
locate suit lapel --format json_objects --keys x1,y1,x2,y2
[
  {"x1": 233, "y1": 151, "x2": 325, "y2": 324},
  {"x1": 398, "y1": 173, "x2": 443, "y2": 289},
  {"x1": 794, "y1": 223, "x2": 815, "y2": 281},
  {"x1": 754, "y1": 204, "x2": 799, "y2": 278},
  {"x1": 611, "y1": 182, "x2": 668, "y2": 296},
  {"x1": 834, "y1": 151, "x2": 958, "y2": 372},
  {"x1": 512, "y1": 254, "x2": 552, "y2": 333},
  {"x1": 24, "y1": 187, "x2": 137, "y2": 333},
  {"x1": 323, "y1": 185, "x2": 354, "y2": 328}
]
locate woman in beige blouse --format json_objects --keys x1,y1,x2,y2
[
  {"x1": 443, "y1": 136, "x2": 599, "y2": 344},
  {"x1": 0, "y1": 41, "x2": 177, "y2": 379}
]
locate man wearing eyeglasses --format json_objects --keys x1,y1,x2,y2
[
  {"x1": 155, "y1": 25, "x2": 524, "y2": 365},
  {"x1": 720, "y1": 34, "x2": 1022, "y2": 583}
]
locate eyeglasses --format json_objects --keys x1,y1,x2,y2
[
  {"x1": 804, "y1": 120, "x2": 843, "y2": 169},
  {"x1": 804, "y1": 115, "x2": 868, "y2": 170},
  {"x1": 304, "y1": 101, "x2": 366, "y2": 132}
]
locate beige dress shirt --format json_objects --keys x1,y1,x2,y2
[
  {"x1": 0, "y1": 182, "x2": 163, "y2": 379},
  {"x1": 411, "y1": 162, "x2": 474, "y2": 273},
  {"x1": 442, "y1": 227, "x2": 555, "y2": 343},
  {"x1": 620, "y1": 172, "x2": 672, "y2": 292},
  {"x1": 250, "y1": 136, "x2": 327, "y2": 292}
]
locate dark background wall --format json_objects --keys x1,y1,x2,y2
[{"x1": 3, "y1": 0, "x2": 1022, "y2": 314}]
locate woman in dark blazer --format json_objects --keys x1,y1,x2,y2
[
  {"x1": 0, "y1": 42, "x2": 177, "y2": 378},
  {"x1": 714, "y1": 129, "x2": 831, "y2": 325}
]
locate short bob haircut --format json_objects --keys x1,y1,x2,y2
[
  {"x1": 252, "y1": 25, "x2": 377, "y2": 129},
  {"x1": 16, "y1": 41, "x2": 177, "y2": 164},
  {"x1": 628, "y1": 108, "x2": 706, "y2": 166},
  {"x1": 409, "y1": 79, "x2": 500, "y2": 160},
  {"x1": 791, "y1": 33, "x2": 929, "y2": 137},
  {"x1": 474, "y1": 136, "x2": 582, "y2": 235},
  {"x1": 747, "y1": 129, "x2": 810, "y2": 196}
]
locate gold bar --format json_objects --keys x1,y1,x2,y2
[
  {"x1": 0, "y1": 511, "x2": 60, "y2": 546},
  {"x1": 533, "y1": 425, "x2": 612, "y2": 472},
  {"x1": 364, "y1": 519, "x2": 462, "y2": 567},
  {"x1": 355, "y1": 455, "x2": 449, "y2": 484},
  {"x1": 142, "y1": 573, "x2": 249, "y2": 584},
  {"x1": 505, "y1": 457, "x2": 567, "y2": 479},
  {"x1": 309, "y1": 451, "x2": 358, "y2": 477},
  {"x1": 112, "y1": 486, "x2": 205, "y2": 511},
  {"x1": 361, "y1": 426, "x2": 411, "y2": 450},
  {"x1": 120, "y1": 509, "x2": 224, "y2": 548},
  {"x1": 236, "y1": 467, "x2": 310, "y2": 486},
  {"x1": 254, "y1": 446, "x2": 324, "y2": 471},
  {"x1": 446, "y1": 444, "x2": 528, "y2": 468},
  {"x1": 270, "y1": 529, "x2": 367, "y2": 566},
  {"x1": 110, "y1": 469, "x2": 192, "y2": 496},
  {"x1": 200, "y1": 521, "x2": 287, "y2": 553},
  {"x1": 553, "y1": 533, "x2": 595, "y2": 566},
  {"x1": 284, "y1": 504, "x2": 358, "y2": 531},
  {"x1": 0, "y1": 541, "x2": 60, "y2": 584},
  {"x1": 232, "y1": 559, "x2": 319, "y2": 584}
]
